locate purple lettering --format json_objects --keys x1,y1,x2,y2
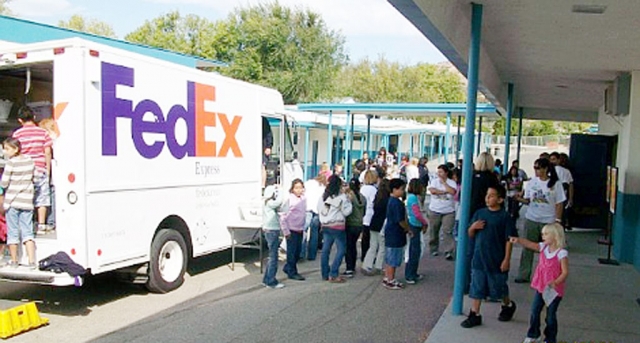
[
  {"x1": 102, "y1": 62, "x2": 134, "y2": 156},
  {"x1": 165, "y1": 82, "x2": 196, "y2": 159},
  {"x1": 131, "y1": 100, "x2": 166, "y2": 159}
]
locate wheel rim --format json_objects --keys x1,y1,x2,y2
[{"x1": 158, "y1": 240, "x2": 184, "y2": 283}]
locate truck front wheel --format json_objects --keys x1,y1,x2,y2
[{"x1": 146, "y1": 229, "x2": 188, "y2": 293}]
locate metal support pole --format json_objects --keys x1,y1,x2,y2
[
  {"x1": 445, "y1": 111, "x2": 452, "y2": 163},
  {"x1": 304, "y1": 127, "x2": 310, "y2": 178},
  {"x1": 345, "y1": 110, "x2": 352, "y2": 177},
  {"x1": 430, "y1": 135, "x2": 435, "y2": 160},
  {"x1": 456, "y1": 115, "x2": 462, "y2": 161},
  {"x1": 366, "y1": 115, "x2": 372, "y2": 155},
  {"x1": 327, "y1": 110, "x2": 333, "y2": 164},
  {"x1": 419, "y1": 133, "x2": 425, "y2": 157},
  {"x1": 453, "y1": 2, "x2": 483, "y2": 316},
  {"x1": 504, "y1": 83, "x2": 514, "y2": 175},
  {"x1": 398, "y1": 134, "x2": 403, "y2": 158},
  {"x1": 439, "y1": 135, "x2": 444, "y2": 163},
  {"x1": 517, "y1": 107, "x2": 524, "y2": 163},
  {"x1": 476, "y1": 116, "x2": 483, "y2": 156}
]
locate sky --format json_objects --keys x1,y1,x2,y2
[{"x1": 7, "y1": 0, "x2": 447, "y2": 65}]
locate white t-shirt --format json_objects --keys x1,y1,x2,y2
[
  {"x1": 360, "y1": 184, "x2": 377, "y2": 226},
  {"x1": 405, "y1": 165, "x2": 420, "y2": 181},
  {"x1": 555, "y1": 166, "x2": 573, "y2": 185},
  {"x1": 428, "y1": 178, "x2": 457, "y2": 214},
  {"x1": 304, "y1": 179, "x2": 325, "y2": 213},
  {"x1": 524, "y1": 177, "x2": 566, "y2": 224}
]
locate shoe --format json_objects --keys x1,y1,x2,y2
[
  {"x1": 8, "y1": 261, "x2": 18, "y2": 269},
  {"x1": 460, "y1": 310, "x2": 482, "y2": 328},
  {"x1": 514, "y1": 278, "x2": 529, "y2": 284},
  {"x1": 36, "y1": 224, "x2": 48, "y2": 235},
  {"x1": 361, "y1": 267, "x2": 374, "y2": 276},
  {"x1": 266, "y1": 283, "x2": 285, "y2": 289},
  {"x1": 445, "y1": 252, "x2": 453, "y2": 260},
  {"x1": 431, "y1": 251, "x2": 439, "y2": 257},
  {"x1": 383, "y1": 279, "x2": 403, "y2": 290},
  {"x1": 406, "y1": 274, "x2": 424, "y2": 284},
  {"x1": 341, "y1": 270, "x2": 355, "y2": 278},
  {"x1": 405, "y1": 278, "x2": 416, "y2": 285},
  {"x1": 288, "y1": 274, "x2": 305, "y2": 281},
  {"x1": 328, "y1": 276, "x2": 346, "y2": 283},
  {"x1": 26, "y1": 263, "x2": 37, "y2": 270},
  {"x1": 522, "y1": 337, "x2": 540, "y2": 343},
  {"x1": 498, "y1": 301, "x2": 516, "y2": 321}
]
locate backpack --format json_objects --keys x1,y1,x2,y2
[{"x1": 399, "y1": 165, "x2": 407, "y2": 182}]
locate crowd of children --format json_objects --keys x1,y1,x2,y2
[{"x1": 261, "y1": 147, "x2": 572, "y2": 343}]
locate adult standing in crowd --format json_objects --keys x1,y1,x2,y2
[
  {"x1": 514, "y1": 158, "x2": 565, "y2": 283},
  {"x1": 550, "y1": 152, "x2": 574, "y2": 230},
  {"x1": 13, "y1": 107, "x2": 53, "y2": 234},
  {"x1": 406, "y1": 157, "x2": 420, "y2": 182},
  {"x1": 427, "y1": 164, "x2": 457, "y2": 260}
]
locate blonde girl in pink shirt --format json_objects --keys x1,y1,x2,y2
[{"x1": 511, "y1": 223, "x2": 569, "y2": 343}]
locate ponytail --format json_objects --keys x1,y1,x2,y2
[{"x1": 535, "y1": 158, "x2": 558, "y2": 188}]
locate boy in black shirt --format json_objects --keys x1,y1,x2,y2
[{"x1": 461, "y1": 185, "x2": 517, "y2": 328}]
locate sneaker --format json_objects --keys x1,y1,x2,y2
[
  {"x1": 341, "y1": 270, "x2": 355, "y2": 278},
  {"x1": 522, "y1": 337, "x2": 540, "y2": 343},
  {"x1": 266, "y1": 283, "x2": 285, "y2": 289},
  {"x1": 405, "y1": 278, "x2": 416, "y2": 285},
  {"x1": 498, "y1": 301, "x2": 516, "y2": 321},
  {"x1": 328, "y1": 276, "x2": 346, "y2": 283},
  {"x1": 431, "y1": 251, "x2": 439, "y2": 257},
  {"x1": 445, "y1": 252, "x2": 453, "y2": 260},
  {"x1": 8, "y1": 261, "x2": 18, "y2": 269},
  {"x1": 361, "y1": 267, "x2": 374, "y2": 276},
  {"x1": 405, "y1": 274, "x2": 424, "y2": 284},
  {"x1": 26, "y1": 263, "x2": 37, "y2": 270},
  {"x1": 36, "y1": 224, "x2": 48, "y2": 235},
  {"x1": 383, "y1": 279, "x2": 403, "y2": 290},
  {"x1": 460, "y1": 311, "x2": 482, "y2": 328},
  {"x1": 288, "y1": 274, "x2": 305, "y2": 281}
]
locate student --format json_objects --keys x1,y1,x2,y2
[
  {"x1": 382, "y1": 178, "x2": 412, "y2": 290},
  {"x1": 405, "y1": 179, "x2": 428, "y2": 284},
  {"x1": 318, "y1": 175, "x2": 352, "y2": 283},
  {"x1": 262, "y1": 184, "x2": 285, "y2": 289},
  {"x1": 461, "y1": 185, "x2": 517, "y2": 328},
  {"x1": 505, "y1": 166, "x2": 524, "y2": 219},
  {"x1": 511, "y1": 223, "x2": 569, "y2": 343},
  {"x1": 362, "y1": 178, "x2": 390, "y2": 276},
  {"x1": 0, "y1": 138, "x2": 36, "y2": 269},
  {"x1": 359, "y1": 170, "x2": 378, "y2": 262},
  {"x1": 38, "y1": 118, "x2": 58, "y2": 230},
  {"x1": 280, "y1": 179, "x2": 306, "y2": 281},
  {"x1": 428, "y1": 164, "x2": 457, "y2": 260},
  {"x1": 344, "y1": 178, "x2": 366, "y2": 277}
]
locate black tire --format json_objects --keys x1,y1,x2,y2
[{"x1": 146, "y1": 229, "x2": 188, "y2": 293}]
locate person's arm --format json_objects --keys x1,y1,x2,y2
[
  {"x1": 44, "y1": 146, "x2": 52, "y2": 178},
  {"x1": 550, "y1": 257, "x2": 569, "y2": 289},
  {"x1": 0, "y1": 160, "x2": 11, "y2": 189},
  {"x1": 341, "y1": 195, "x2": 353, "y2": 217},
  {"x1": 410, "y1": 203, "x2": 428, "y2": 226},
  {"x1": 568, "y1": 183, "x2": 574, "y2": 207},
  {"x1": 443, "y1": 179, "x2": 457, "y2": 195},
  {"x1": 501, "y1": 240, "x2": 513, "y2": 272},
  {"x1": 468, "y1": 220, "x2": 485, "y2": 238},
  {"x1": 509, "y1": 236, "x2": 539, "y2": 251}
]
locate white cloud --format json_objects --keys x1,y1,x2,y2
[
  {"x1": 8, "y1": 0, "x2": 73, "y2": 17},
  {"x1": 143, "y1": 0, "x2": 422, "y2": 38}
]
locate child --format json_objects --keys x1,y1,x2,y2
[
  {"x1": 505, "y1": 166, "x2": 524, "y2": 219},
  {"x1": 461, "y1": 185, "x2": 517, "y2": 328},
  {"x1": 344, "y1": 177, "x2": 366, "y2": 278},
  {"x1": 405, "y1": 179, "x2": 428, "y2": 284},
  {"x1": 382, "y1": 178, "x2": 412, "y2": 290},
  {"x1": 511, "y1": 223, "x2": 569, "y2": 343},
  {"x1": 280, "y1": 179, "x2": 306, "y2": 281},
  {"x1": 0, "y1": 138, "x2": 36, "y2": 269},
  {"x1": 262, "y1": 184, "x2": 285, "y2": 289},
  {"x1": 318, "y1": 175, "x2": 352, "y2": 283}
]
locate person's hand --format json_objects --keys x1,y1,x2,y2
[
  {"x1": 548, "y1": 280, "x2": 557, "y2": 289},
  {"x1": 509, "y1": 236, "x2": 519, "y2": 244},
  {"x1": 407, "y1": 230, "x2": 414, "y2": 238},
  {"x1": 500, "y1": 259, "x2": 510, "y2": 272},
  {"x1": 422, "y1": 224, "x2": 428, "y2": 233},
  {"x1": 565, "y1": 200, "x2": 573, "y2": 209},
  {"x1": 470, "y1": 220, "x2": 485, "y2": 231}
]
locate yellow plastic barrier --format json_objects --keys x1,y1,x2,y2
[{"x1": 0, "y1": 302, "x2": 49, "y2": 339}]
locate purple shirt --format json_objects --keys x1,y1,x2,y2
[{"x1": 280, "y1": 193, "x2": 307, "y2": 235}]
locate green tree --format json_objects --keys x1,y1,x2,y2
[
  {"x1": 525, "y1": 120, "x2": 557, "y2": 136},
  {"x1": 125, "y1": 11, "x2": 216, "y2": 57},
  {"x1": 492, "y1": 116, "x2": 519, "y2": 135},
  {"x1": 209, "y1": 3, "x2": 347, "y2": 104},
  {"x1": 59, "y1": 14, "x2": 117, "y2": 38},
  {"x1": 0, "y1": 0, "x2": 12, "y2": 15}
]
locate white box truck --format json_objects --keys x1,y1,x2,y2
[{"x1": 0, "y1": 38, "x2": 298, "y2": 292}]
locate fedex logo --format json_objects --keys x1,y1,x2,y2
[{"x1": 101, "y1": 62, "x2": 243, "y2": 159}]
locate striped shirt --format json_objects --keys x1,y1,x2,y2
[
  {"x1": 13, "y1": 123, "x2": 52, "y2": 175},
  {"x1": 0, "y1": 155, "x2": 35, "y2": 210}
]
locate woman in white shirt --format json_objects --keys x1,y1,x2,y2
[
  {"x1": 427, "y1": 164, "x2": 457, "y2": 260},
  {"x1": 359, "y1": 170, "x2": 378, "y2": 263},
  {"x1": 514, "y1": 158, "x2": 565, "y2": 283}
]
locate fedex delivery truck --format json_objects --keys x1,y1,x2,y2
[{"x1": 0, "y1": 38, "x2": 297, "y2": 292}]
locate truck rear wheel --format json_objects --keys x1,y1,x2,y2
[{"x1": 146, "y1": 229, "x2": 187, "y2": 293}]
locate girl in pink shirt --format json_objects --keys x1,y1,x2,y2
[
  {"x1": 511, "y1": 223, "x2": 569, "y2": 343},
  {"x1": 280, "y1": 179, "x2": 307, "y2": 281}
]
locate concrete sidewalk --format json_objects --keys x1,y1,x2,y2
[{"x1": 425, "y1": 229, "x2": 640, "y2": 343}]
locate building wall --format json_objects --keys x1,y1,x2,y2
[{"x1": 598, "y1": 70, "x2": 640, "y2": 271}]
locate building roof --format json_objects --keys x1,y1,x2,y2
[
  {"x1": 295, "y1": 102, "x2": 498, "y2": 117},
  {"x1": 0, "y1": 14, "x2": 226, "y2": 68}
]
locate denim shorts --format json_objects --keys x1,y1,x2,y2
[
  {"x1": 34, "y1": 173, "x2": 51, "y2": 207},
  {"x1": 385, "y1": 247, "x2": 404, "y2": 267},
  {"x1": 6, "y1": 208, "x2": 34, "y2": 245},
  {"x1": 469, "y1": 268, "x2": 509, "y2": 300}
]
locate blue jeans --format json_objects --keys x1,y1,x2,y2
[
  {"x1": 528, "y1": 291, "x2": 562, "y2": 343},
  {"x1": 6, "y1": 208, "x2": 34, "y2": 245},
  {"x1": 47, "y1": 185, "x2": 56, "y2": 226},
  {"x1": 321, "y1": 228, "x2": 346, "y2": 279},
  {"x1": 262, "y1": 230, "x2": 281, "y2": 287},
  {"x1": 306, "y1": 213, "x2": 320, "y2": 260},
  {"x1": 405, "y1": 225, "x2": 422, "y2": 280},
  {"x1": 283, "y1": 231, "x2": 302, "y2": 277}
]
